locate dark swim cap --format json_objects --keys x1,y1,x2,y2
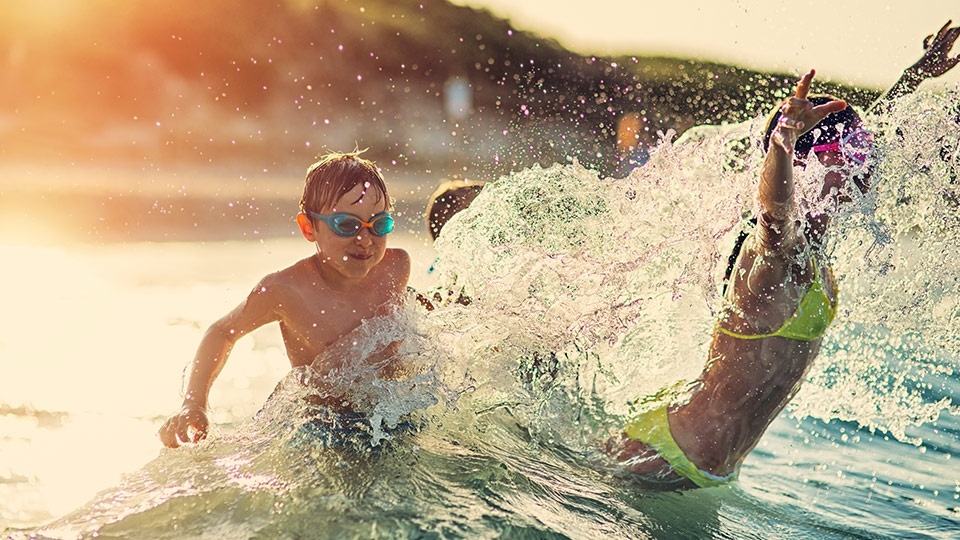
[
  {"x1": 425, "y1": 179, "x2": 485, "y2": 240},
  {"x1": 762, "y1": 94, "x2": 863, "y2": 158}
]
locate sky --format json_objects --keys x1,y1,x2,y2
[{"x1": 454, "y1": 0, "x2": 960, "y2": 91}]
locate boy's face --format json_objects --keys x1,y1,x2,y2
[{"x1": 299, "y1": 182, "x2": 389, "y2": 281}]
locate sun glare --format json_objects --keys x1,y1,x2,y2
[
  {"x1": 0, "y1": 202, "x2": 79, "y2": 247},
  {"x1": 3, "y1": 1, "x2": 92, "y2": 33}
]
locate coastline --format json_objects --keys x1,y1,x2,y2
[{"x1": 0, "y1": 163, "x2": 450, "y2": 245}]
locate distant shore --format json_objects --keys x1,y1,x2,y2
[{"x1": 0, "y1": 162, "x2": 457, "y2": 244}]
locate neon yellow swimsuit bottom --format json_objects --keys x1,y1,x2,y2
[
  {"x1": 623, "y1": 261, "x2": 837, "y2": 487},
  {"x1": 719, "y1": 259, "x2": 837, "y2": 342},
  {"x1": 623, "y1": 404, "x2": 735, "y2": 488}
]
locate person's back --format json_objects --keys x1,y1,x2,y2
[
  {"x1": 673, "y1": 243, "x2": 837, "y2": 477},
  {"x1": 608, "y1": 72, "x2": 849, "y2": 488}
]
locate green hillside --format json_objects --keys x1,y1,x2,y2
[{"x1": 0, "y1": 0, "x2": 878, "y2": 178}]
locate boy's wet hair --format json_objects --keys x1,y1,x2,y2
[
  {"x1": 300, "y1": 151, "x2": 390, "y2": 214},
  {"x1": 425, "y1": 179, "x2": 485, "y2": 240},
  {"x1": 762, "y1": 94, "x2": 863, "y2": 158}
]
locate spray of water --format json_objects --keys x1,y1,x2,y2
[{"x1": 427, "y1": 90, "x2": 960, "y2": 448}]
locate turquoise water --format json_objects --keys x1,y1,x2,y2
[{"x1": 3, "y1": 90, "x2": 960, "y2": 538}]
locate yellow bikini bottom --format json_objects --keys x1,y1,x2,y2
[{"x1": 623, "y1": 404, "x2": 736, "y2": 488}]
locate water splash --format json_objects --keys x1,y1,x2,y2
[
  {"x1": 795, "y1": 90, "x2": 960, "y2": 438},
  {"x1": 429, "y1": 90, "x2": 959, "y2": 444}
]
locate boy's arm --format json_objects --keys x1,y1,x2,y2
[
  {"x1": 158, "y1": 279, "x2": 281, "y2": 448},
  {"x1": 869, "y1": 21, "x2": 959, "y2": 114}
]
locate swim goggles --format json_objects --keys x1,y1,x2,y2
[
  {"x1": 810, "y1": 128, "x2": 874, "y2": 166},
  {"x1": 308, "y1": 211, "x2": 394, "y2": 237}
]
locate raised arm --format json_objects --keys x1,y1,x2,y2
[
  {"x1": 757, "y1": 70, "x2": 847, "y2": 251},
  {"x1": 869, "y1": 20, "x2": 960, "y2": 114},
  {"x1": 158, "y1": 279, "x2": 281, "y2": 448}
]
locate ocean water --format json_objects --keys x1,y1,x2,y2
[{"x1": 3, "y1": 90, "x2": 960, "y2": 539}]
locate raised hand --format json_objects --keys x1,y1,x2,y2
[
  {"x1": 912, "y1": 20, "x2": 960, "y2": 79},
  {"x1": 770, "y1": 70, "x2": 847, "y2": 155},
  {"x1": 870, "y1": 21, "x2": 960, "y2": 114}
]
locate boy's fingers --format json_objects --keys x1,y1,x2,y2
[
  {"x1": 190, "y1": 423, "x2": 208, "y2": 443},
  {"x1": 778, "y1": 113, "x2": 804, "y2": 131},
  {"x1": 177, "y1": 422, "x2": 192, "y2": 444},
  {"x1": 946, "y1": 26, "x2": 960, "y2": 46},
  {"x1": 158, "y1": 423, "x2": 180, "y2": 448}
]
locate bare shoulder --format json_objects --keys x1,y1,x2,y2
[
  {"x1": 384, "y1": 248, "x2": 411, "y2": 269},
  {"x1": 380, "y1": 248, "x2": 411, "y2": 286},
  {"x1": 213, "y1": 259, "x2": 317, "y2": 331},
  {"x1": 250, "y1": 257, "x2": 318, "y2": 295},
  {"x1": 358, "y1": 249, "x2": 410, "y2": 301}
]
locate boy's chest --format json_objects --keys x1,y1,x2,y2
[{"x1": 279, "y1": 285, "x2": 394, "y2": 362}]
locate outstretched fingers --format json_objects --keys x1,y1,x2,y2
[
  {"x1": 939, "y1": 23, "x2": 960, "y2": 62},
  {"x1": 812, "y1": 98, "x2": 847, "y2": 122},
  {"x1": 796, "y1": 69, "x2": 847, "y2": 127},
  {"x1": 931, "y1": 20, "x2": 960, "y2": 56},
  {"x1": 919, "y1": 20, "x2": 960, "y2": 77},
  {"x1": 794, "y1": 69, "x2": 815, "y2": 99},
  {"x1": 932, "y1": 20, "x2": 957, "y2": 47},
  {"x1": 778, "y1": 70, "x2": 819, "y2": 132},
  {"x1": 772, "y1": 69, "x2": 846, "y2": 153}
]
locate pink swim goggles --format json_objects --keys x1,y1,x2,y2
[{"x1": 810, "y1": 128, "x2": 874, "y2": 166}]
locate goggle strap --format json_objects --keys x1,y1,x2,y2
[{"x1": 810, "y1": 128, "x2": 872, "y2": 165}]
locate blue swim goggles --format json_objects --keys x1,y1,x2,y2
[{"x1": 308, "y1": 211, "x2": 394, "y2": 237}]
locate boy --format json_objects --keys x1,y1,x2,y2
[{"x1": 159, "y1": 151, "x2": 410, "y2": 448}]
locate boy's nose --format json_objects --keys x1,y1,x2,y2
[{"x1": 354, "y1": 229, "x2": 374, "y2": 246}]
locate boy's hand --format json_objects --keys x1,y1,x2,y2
[{"x1": 158, "y1": 404, "x2": 209, "y2": 448}]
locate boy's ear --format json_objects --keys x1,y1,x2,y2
[{"x1": 296, "y1": 213, "x2": 316, "y2": 242}]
